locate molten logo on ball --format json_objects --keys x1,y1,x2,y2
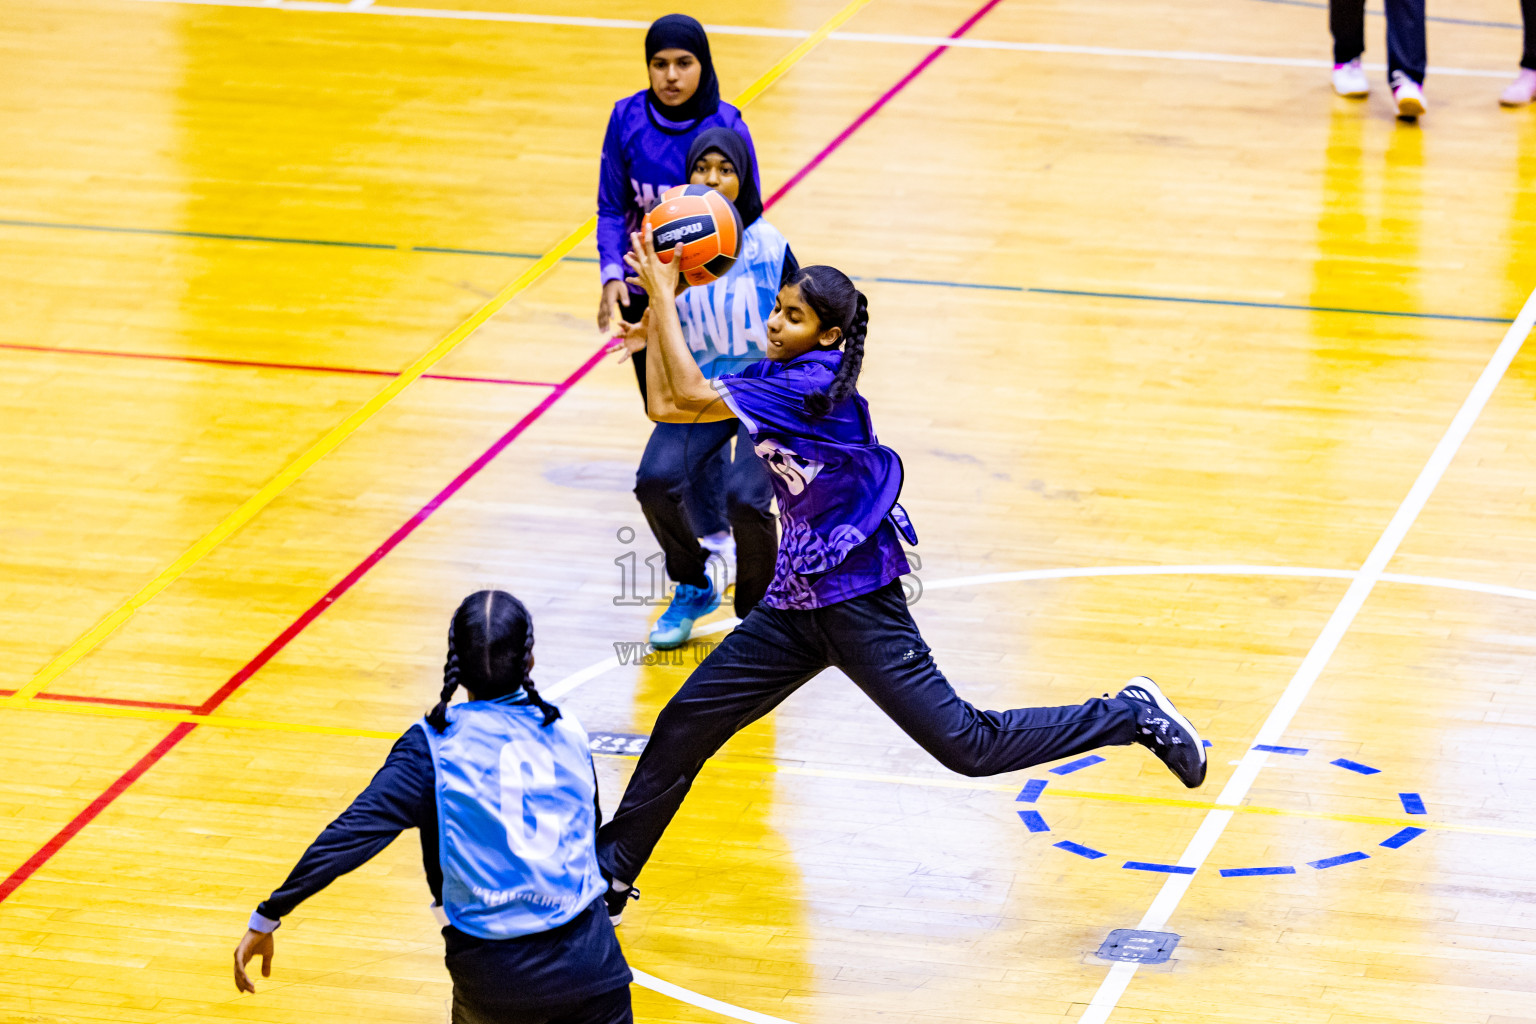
[
  {"x1": 655, "y1": 217, "x2": 707, "y2": 248},
  {"x1": 641, "y1": 184, "x2": 744, "y2": 286}
]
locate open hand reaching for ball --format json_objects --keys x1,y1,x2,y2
[{"x1": 624, "y1": 230, "x2": 685, "y2": 302}]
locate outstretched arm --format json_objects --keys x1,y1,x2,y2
[
  {"x1": 625, "y1": 231, "x2": 735, "y2": 424},
  {"x1": 233, "y1": 730, "x2": 430, "y2": 992}
]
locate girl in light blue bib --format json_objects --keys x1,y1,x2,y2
[{"x1": 236, "y1": 592, "x2": 631, "y2": 1024}]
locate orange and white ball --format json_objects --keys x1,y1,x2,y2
[{"x1": 641, "y1": 184, "x2": 743, "y2": 286}]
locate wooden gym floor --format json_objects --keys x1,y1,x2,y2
[{"x1": 3, "y1": 0, "x2": 1536, "y2": 1021}]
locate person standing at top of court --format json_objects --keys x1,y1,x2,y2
[
  {"x1": 595, "y1": 15, "x2": 762, "y2": 583},
  {"x1": 1329, "y1": 0, "x2": 1428, "y2": 118},
  {"x1": 1499, "y1": 0, "x2": 1536, "y2": 105},
  {"x1": 595, "y1": 15, "x2": 761, "y2": 338}
]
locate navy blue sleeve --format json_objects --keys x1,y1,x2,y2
[
  {"x1": 596, "y1": 103, "x2": 632, "y2": 286},
  {"x1": 256, "y1": 728, "x2": 433, "y2": 922}
]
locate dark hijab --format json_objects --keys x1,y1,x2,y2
[
  {"x1": 685, "y1": 127, "x2": 762, "y2": 229},
  {"x1": 644, "y1": 14, "x2": 720, "y2": 126}
]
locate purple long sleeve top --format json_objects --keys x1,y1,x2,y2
[{"x1": 596, "y1": 89, "x2": 759, "y2": 287}]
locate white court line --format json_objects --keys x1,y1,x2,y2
[
  {"x1": 542, "y1": 615, "x2": 738, "y2": 700},
  {"x1": 926, "y1": 563, "x2": 1536, "y2": 604},
  {"x1": 547, "y1": 562, "x2": 1536, "y2": 1023},
  {"x1": 116, "y1": 0, "x2": 1510, "y2": 79},
  {"x1": 549, "y1": 567, "x2": 1536, "y2": 703},
  {"x1": 1075, "y1": 289, "x2": 1536, "y2": 1024},
  {"x1": 631, "y1": 969, "x2": 802, "y2": 1024}
]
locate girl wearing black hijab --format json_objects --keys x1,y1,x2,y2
[
  {"x1": 595, "y1": 16, "x2": 762, "y2": 643},
  {"x1": 595, "y1": 15, "x2": 762, "y2": 335},
  {"x1": 619, "y1": 126, "x2": 798, "y2": 650}
]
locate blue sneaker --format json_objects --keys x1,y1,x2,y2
[{"x1": 649, "y1": 580, "x2": 720, "y2": 650}]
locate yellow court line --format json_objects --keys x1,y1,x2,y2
[
  {"x1": 7, "y1": 696, "x2": 1530, "y2": 841},
  {"x1": 11, "y1": 0, "x2": 877, "y2": 705}
]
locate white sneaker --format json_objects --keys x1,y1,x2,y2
[
  {"x1": 1332, "y1": 59, "x2": 1369, "y2": 98},
  {"x1": 1392, "y1": 73, "x2": 1426, "y2": 117},
  {"x1": 1501, "y1": 68, "x2": 1536, "y2": 107}
]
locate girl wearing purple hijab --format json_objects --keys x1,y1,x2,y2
[{"x1": 594, "y1": 234, "x2": 1210, "y2": 924}]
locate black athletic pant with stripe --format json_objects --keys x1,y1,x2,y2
[
  {"x1": 596, "y1": 580, "x2": 1139, "y2": 885},
  {"x1": 1330, "y1": 0, "x2": 1426, "y2": 85}
]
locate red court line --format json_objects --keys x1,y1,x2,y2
[
  {"x1": 0, "y1": 1, "x2": 1003, "y2": 904},
  {"x1": 192, "y1": 336, "x2": 618, "y2": 716},
  {"x1": 0, "y1": 338, "x2": 615, "y2": 905},
  {"x1": 0, "y1": 723, "x2": 196, "y2": 904},
  {"x1": 38, "y1": 693, "x2": 200, "y2": 712},
  {"x1": 764, "y1": 0, "x2": 1006, "y2": 209},
  {"x1": 0, "y1": 341, "x2": 559, "y2": 389}
]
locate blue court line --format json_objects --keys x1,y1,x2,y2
[
  {"x1": 1381, "y1": 827, "x2": 1427, "y2": 849},
  {"x1": 1016, "y1": 779, "x2": 1048, "y2": 803},
  {"x1": 1399, "y1": 793, "x2": 1427, "y2": 815},
  {"x1": 1027, "y1": 288, "x2": 1512, "y2": 325},
  {"x1": 1054, "y1": 840, "x2": 1105, "y2": 859},
  {"x1": 1245, "y1": 0, "x2": 1520, "y2": 29},
  {"x1": 1, "y1": 217, "x2": 1514, "y2": 325},
  {"x1": 412, "y1": 244, "x2": 601, "y2": 263},
  {"x1": 1331, "y1": 758, "x2": 1381, "y2": 775},
  {"x1": 1308, "y1": 851, "x2": 1370, "y2": 869},
  {"x1": 1253, "y1": 744, "x2": 1309, "y2": 755},
  {"x1": 1017, "y1": 810, "x2": 1051, "y2": 832},
  {"x1": 859, "y1": 275, "x2": 1023, "y2": 292},
  {"x1": 1049, "y1": 754, "x2": 1106, "y2": 775},
  {"x1": 411, "y1": 244, "x2": 544, "y2": 259},
  {"x1": 1124, "y1": 861, "x2": 1197, "y2": 874},
  {"x1": 0, "y1": 218, "x2": 398, "y2": 250},
  {"x1": 1219, "y1": 866, "x2": 1296, "y2": 877}
]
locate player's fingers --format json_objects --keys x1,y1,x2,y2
[
  {"x1": 234, "y1": 953, "x2": 253, "y2": 993},
  {"x1": 261, "y1": 950, "x2": 272, "y2": 977}
]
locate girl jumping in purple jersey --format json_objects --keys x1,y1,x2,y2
[{"x1": 594, "y1": 232, "x2": 1210, "y2": 921}]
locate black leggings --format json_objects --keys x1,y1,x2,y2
[
  {"x1": 451, "y1": 985, "x2": 631, "y2": 1024},
  {"x1": 635, "y1": 420, "x2": 776, "y2": 615},
  {"x1": 1525, "y1": 0, "x2": 1536, "y2": 70},
  {"x1": 1329, "y1": 0, "x2": 1426, "y2": 84},
  {"x1": 596, "y1": 581, "x2": 1138, "y2": 884}
]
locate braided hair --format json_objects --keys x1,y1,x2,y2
[
  {"x1": 427, "y1": 590, "x2": 561, "y2": 732},
  {"x1": 789, "y1": 265, "x2": 868, "y2": 417}
]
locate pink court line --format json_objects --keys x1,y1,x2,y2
[
  {"x1": 0, "y1": 336, "x2": 616, "y2": 904},
  {"x1": 764, "y1": 0, "x2": 1006, "y2": 209},
  {"x1": 0, "y1": 0, "x2": 1001, "y2": 904},
  {"x1": 0, "y1": 341, "x2": 560, "y2": 389}
]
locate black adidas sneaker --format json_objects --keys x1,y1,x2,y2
[
  {"x1": 604, "y1": 883, "x2": 639, "y2": 925},
  {"x1": 1117, "y1": 676, "x2": 1206, "y2": 788}
]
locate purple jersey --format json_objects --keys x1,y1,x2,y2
[
  {"x1": 596, "y1": 91, "x2": 760, "y2": 288},
  {"x1": 712, "y1": 351, "x2": 917, "y2": 610}
]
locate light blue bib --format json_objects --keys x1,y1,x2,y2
[
  {"x1": 418, "y1": 698, "x2": 606, "y2": 939},
  {"x1": 675, "y1": 218, "x2": 789, "y2": 377}
]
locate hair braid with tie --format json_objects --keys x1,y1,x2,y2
[
  {"x1": 427, "y1": 590, "x2": 561, "y2": 731},
  {"x1": 790, "y1": 265, "x2": 868, "y2": 417}
]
